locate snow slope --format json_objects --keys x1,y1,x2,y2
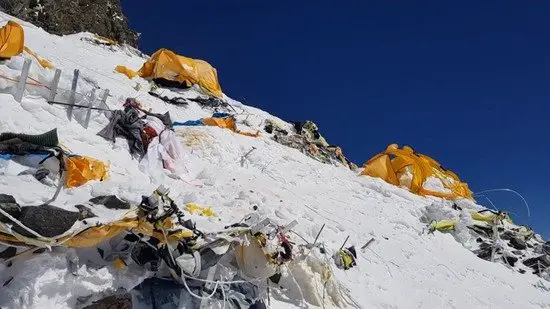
[{"x1": 0, "y1": 12, "x2": 549, "y2": 309}]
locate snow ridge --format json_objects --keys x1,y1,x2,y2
[{"x1": 0, "y1": 12, "x2": 549, "y2": 309}]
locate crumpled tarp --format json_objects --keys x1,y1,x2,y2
[
  {"x1": 174, "y1": 113, "x2": 259, "y2": 137},
  {"x1": 65, "y1": 155, "x2": 108, "y2": 188}
]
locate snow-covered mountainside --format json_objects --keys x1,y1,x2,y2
[{"x1": 0, "y1": 12, "x2": 549, "y2": 309}]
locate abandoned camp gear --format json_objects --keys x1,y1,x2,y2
[{"x1": 333, "y1": 246, "x2": 357, "y2": 270}]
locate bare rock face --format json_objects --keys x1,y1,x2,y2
[{"x1": 0, "y1": 0, "x2": 138, "y2": 47}]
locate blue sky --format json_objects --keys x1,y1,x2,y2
[{"x1": 124, "y1": 1, "x2": 550, "y2": 237}]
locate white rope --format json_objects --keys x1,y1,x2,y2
[
  {"x1": 159, "y1": 227, "x2": 258, "y2": 308},
  {"x1": 473, "y1": 188, "x2": 531, "y2": 220}
]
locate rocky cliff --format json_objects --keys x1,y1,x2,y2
[{"x1": 0, "y1": 0, "x2": 138, "y2": 46}]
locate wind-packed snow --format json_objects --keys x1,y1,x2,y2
[{"x1": 0, "y1": 11, "x2": 549, "y2": 309}]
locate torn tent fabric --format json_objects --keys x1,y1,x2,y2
[
  {"x1": 115, "y1": 65, "x2": 138, "y2": 78},
  {"x1": 0, "y1": 189, "x2": 360, "y2": 309},
  {"x1": 0, "y1": 129, "x2": 107, "y2": 188},
  {"x1": 64, "y1": 155, "x2": 109, "y2": 188},
  {"x1": 23, "y1": 46, "x2": 54, "y2": 69},
  {"x1": 361, "y1": 144, "x2": 474, "y2": 200},
  {"x1": 185, "y1": 203, "x2": 217, "y2": 217},
  {"x1": 0, "y1": 21, "x2": 53, "y2": 68},
  {"x1": 429, "y1": 210, "x2": 513, "y2": 232},
  {"x1": 0, "y1": 20, "x2": 24, "y2": 58},
  {"x1": 0, "y1": 192, "x2": 196, "y2": 248},
  {"x1": 115, "y1": 48, "x2": 223, "y2": 97},
  {"x1": 174, "y1": 113, "x2": 259, "y2": 137}
]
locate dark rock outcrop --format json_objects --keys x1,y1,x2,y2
[
  {"x1": 0, "y1": 0, "x2": 138, "y2": 47},
  {"x1": 82, "y1": 292, "x2": 132, "y2": 309},
  {"x1": 523, "y1": 255, "x2": 550, "y2": 274},
  {"x1": 509, "y1": 237, "x2": 527, "y2": 250},
  {"x1": 502, "y1": 255, "x2": 518, "y2": 267}
]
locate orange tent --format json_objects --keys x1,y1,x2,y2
[
  {"x1": 361, "y1": 144, "x2": 474, "y2": 200},
  {"x1": 116, "y1": 48, "x2": 222, "y2": 97},
  {"x1": 0, "y1": 21, "x2": 24, "y2": 58}
]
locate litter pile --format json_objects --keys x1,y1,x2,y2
[
  {"x1": 265, "y1": 119, "x2": 357, "y2": 170},
  {"x1": 422, "y1": 199, "x2": 549, "y2": 279},
  {"x1": 0, "y1": 186, "x2": 361, "y2": 309},
  {"x1": 1, "y1": 13, "x2": 549, "y2": 309}
]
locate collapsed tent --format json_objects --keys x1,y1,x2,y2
[
  {"x1": 0, "y1": 129, "x2": 108, "y2": 191},
  {"x1": 0, "y1": 21, "x2": 23, "y2": 58},
  {"x1": 174, "y1": 113, "x2": 259, "y2": 137},
  {"x1": 115, "y1": 48, "x2": 222, "y2": 97},
  {"x1": 0, "y1": 20, "x2": 53, "y2": 68},
  {"x1": 361, "y1": 144, "x2": 473, "y2": 200}
]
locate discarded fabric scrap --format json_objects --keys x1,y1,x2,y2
[{"x1": 174, "y1": 113, "x2": 259, "y2": 137}]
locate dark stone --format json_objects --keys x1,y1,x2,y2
[
  {"x1": 502, "y1": 255, "x2": 518, "y2": 267},
  {"x1": 519, "y1": 269, "x2": 526, "y2": 274},
  {"x1": 479, "y1": 242, "x2": 491, "y2": 249},
  {"x1": 0, "y1": 0, "x2": 138, "y2": 47},
  {"x1": 529, "y1": 255, "x2": 550, "y2": 267},
  {"x1": 475, "y1": 247, "x2": 493, "y2": 261},
  {"x1": 543, "y1": 241, "x2": 550, "y2": 255},
  {"x1": 452, "y1": 203, "x2": 462, "y2": 211},
  {"x1": 509, "y1": 237, "x2": 527, "y2": 250},
  {"x1": 523, "y1": 255, "x2": 550, "y2": 274},
  {"x1": 82, "y1": 292, "x2": 132, "y2": 309},
  {"x1": 13, "y1": 205, "x2": 80, "y2": 238},
  {"x1": 468, "y1": 225, "x2": 494, "y2": 238},
  {"x1": 497, "y1": 227, "x2": 505, "y2": 232},
  {"x1": 0, "y1": 194, "x2": 21, "y2": 222},
  {"x1": 0, "y1": 246, "x2": 16, "y2": 259},
  {"x1": 500, "y1": 230, "x2": 515, "y2": 241},
  {"x1": 89, "y1": 196, "x2": 130, "y2": 210},
  {"x1": 74, "y1": 205, "x2": 97, "y2": 220},
  {"x1": 0, "y1": 194, "x2": 17, "y2": 204},
  {"x1": 476, "y1": 237, "x2": 483, "y2": 243},
  {"x1": 512, "y1": 250, "x2": 524, "y2": 256}
]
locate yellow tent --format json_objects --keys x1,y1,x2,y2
[
  {"x1": 0, "y1": 20, "x2": 53, "y2": 68},
  {"x1": 116, "y1": 48, "x2": 223, "y2": 97},
  {"x1": 361, "y1": 144, "x2": 474, "y2": 200},
  {"x1": 0, "y1": 21, "x2": 24, "y2": 58}
]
